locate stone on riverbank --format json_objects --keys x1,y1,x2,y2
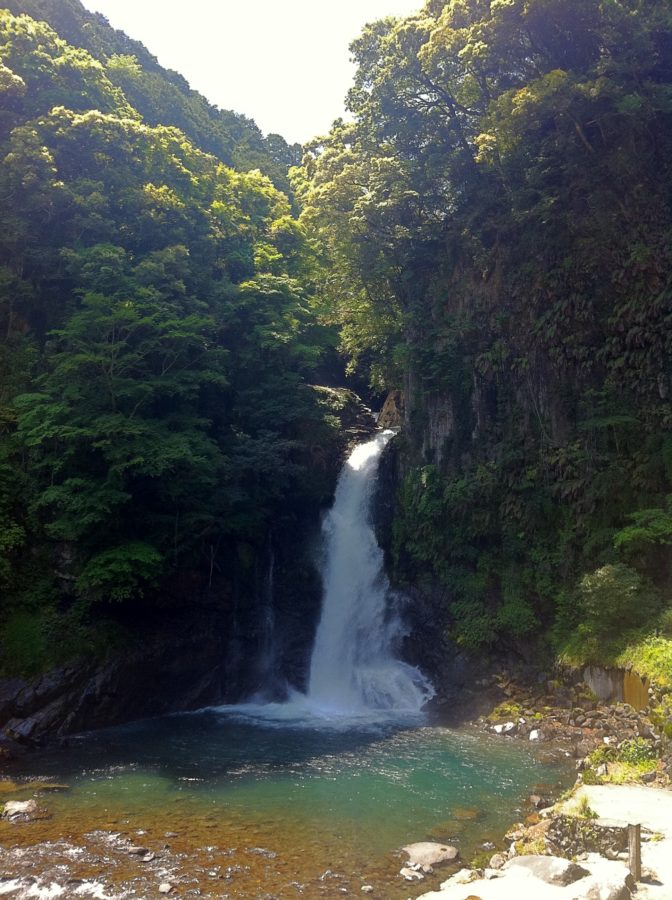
[
  {"x1": 416, "y1": 856, "x2": 634, "y2": 899},
  {"x1": 1, "y1": 798, "x2": 48, "y2": 822},
  {"x1": 505, "y1": 855, "x2": 590, "y2": 885}
]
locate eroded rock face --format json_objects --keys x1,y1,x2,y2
[
  {"x1": 378, "y1": 390, "x2": 405, "y2": 428},
  {"x1": 0, "y1": 611, "x2": 229, "y2": 744}
]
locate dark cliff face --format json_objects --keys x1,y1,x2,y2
[{"x1": 0, "y1": 611, "x2": 228, "y2": 743}]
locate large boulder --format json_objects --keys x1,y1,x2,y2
[
  {"x1": 504, "y1": 855, "x2": 590, "y2": 886},
  {"x1": 402, "y1": 841, "x2": 460, "y2": 869}
]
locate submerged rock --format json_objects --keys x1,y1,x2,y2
[
  {"x1": 400, "y1": 866, "x2": 425, "y2": 881},
  {"x1": 402, "y1": 841, "x2": 460, "y2": 868},
  {"x1": 1, "y1": 798, "x2": 48, "y2": 822}
]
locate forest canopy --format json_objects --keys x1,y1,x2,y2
[
  {"x1": 1, "y1": 0, "x2": 671, "y2": 682},
  {"x1": 0, "y1": 4, "x2": 337, "y2": 674},
  {"x1": 296, "y1": 0, "x2": 672, "y2": 666}
]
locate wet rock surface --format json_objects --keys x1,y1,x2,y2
[
  {"x1": 0, "y1": 613, "x2": 230, "y2": 746},
  {"x1": 476, "y1": 670, "x2": 669, "y2": 786},
  {"x1": 1, "y1": 798, "x2": 49, "y2": 822}
]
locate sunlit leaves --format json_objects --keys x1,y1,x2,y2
[{"x1": 0, "y1": 6, "x2": 327, "y2": 612}]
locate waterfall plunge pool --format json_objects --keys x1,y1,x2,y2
[
  {"x1": 1, "y1": 431, "x2": 573, "y2": 896},
  {"x1": 0, "y1": 711, "x2": 572, "y2": 898}
]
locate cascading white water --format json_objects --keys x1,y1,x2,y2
[
  {"x1": 305, "y1": 429, "x2": 433, "y2": 716},
  {"x1": 214, "y1": 428, "x2": 433, "y2": 725}
]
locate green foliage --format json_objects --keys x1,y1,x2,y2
[
  {"x1": 618, "y1": 738, "x2": 657, "y2": 765},
  {"x1": 577, "y1": 564, "x2": 662, "y2": 639},
  {"x1": 77, "y1": 542, "x2": 163, "y2": 603},
  {"x1": 574, "y1": 795, "x2": 598, "y2": 820},
  {"x1": 615, "y1": 637, "x2": 672, "y2": 689},
  {"x1": 585, "y1": 736, "x2": 658, "y2": 784},
  {"x1": 0, "y1": 0, "x2": 299, "y2": 196},
  {"x1": 0, "y1": 604, "x2": 128, "y2": 677},
  {"x1": 299, "y1": 0, "x2": 672, "y2": 651},
  {"x1": 0, "y1": 5, "x2": 338, "y2": 672},
  {"x1": 1, "y1": 611, "x2": 49, "y2": 676}
]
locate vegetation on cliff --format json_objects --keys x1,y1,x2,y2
[
  {"x1": 298, "y1": 0, "x2": 672, "y2": 666},
  {"x1": 2, "y1": 0, "x2": 671, "y2": 685},
  {"x1": 0, "y1": 4, "x2": 343, "y2": 675}
]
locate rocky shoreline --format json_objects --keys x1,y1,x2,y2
[
  {"x1": 1, "y1": 667, "x2": 670, "y2": 899},
  {"x1": 406, "y1": 669, "x2": 672, "y2": 899}
]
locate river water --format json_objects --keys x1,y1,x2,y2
[{"x1": 1, "y1": 712, "x2": 569, "y2": 898}]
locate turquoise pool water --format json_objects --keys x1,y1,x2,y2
[{"x1": 2, "y1": 710, "x2": 571, "y2": 897}]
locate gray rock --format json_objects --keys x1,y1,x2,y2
[
  {"x1": 489, "y1": 853, "x2": 507, "y2": 869},
  {"x1": 158, "y1": 886, "x2": 173, "y2": 895},
  {"x1": 529, "y1": 729, "x2": 545, "y2": 742},
  {"x1": 399, "y1": 866, "x2": 424, "y2": 881},
  {"x1": 576, "y1": 740, "x2": 595, "y2": 757},
  {"x1": 440, "y1": 868, "x2": 478, "y2": 888},
  {"x1": 505, "y1": 855, "x2": 590, "y2": 886},
  {"x1": 360, "y1": 887, "x2": 374, "y2": 894},
  {"x1": 1, "y1": 799, "x2": 44, "y2": 822},
  {"x1": 402, "y1": 841, "x2": 459, "y2": 867},
  {"x1": 579, "y1": 875, "x2": 634, "y2": 899}
]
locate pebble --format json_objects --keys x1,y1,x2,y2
[
  {"x1": 399, "y1": 866, "x2": 424, "y2": 881},
  {"x1": 158, "y1": 885, "x2": 173, "y2": 895}
]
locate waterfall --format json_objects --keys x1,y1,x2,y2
[
  {"x1": 305, "y1": 429, "x2": 433, "y2": 716},
  {"x1": 251, "y1": 541, "x2": 278, "y2": 699},
  {"x1": 216, "y1": 429, "x2": 433, "y2": 725}
]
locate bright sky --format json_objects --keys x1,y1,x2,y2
[{"x1": 80, "y1": 0, "x2": 422, "y2": 144}]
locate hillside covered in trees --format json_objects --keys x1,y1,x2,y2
[
  {"x1": 0, "y1": 0, "x2": 671, "y2": 695},
  {"x1": 297, "y1": 0, "x2": 672, "y2": 679},
  {"x1": 0, "y1": 1, "x2": 347, "y2": 679}
]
